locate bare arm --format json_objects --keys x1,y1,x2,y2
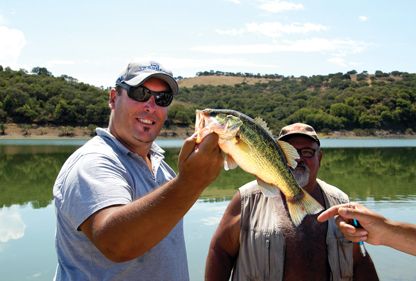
[
  {"x1": 80, "y1": 133, "x2": 223, "y2": 262},
  {"x1": 318, "y1": 203, "x2": 416, "y2": 256},
  {"x1": 205, "y1": 192, "x2": 241, "y2": 281}
]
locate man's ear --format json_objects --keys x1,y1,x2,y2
[{"x1": 109, "y1": 88, "x2": 117, "y2": 109}]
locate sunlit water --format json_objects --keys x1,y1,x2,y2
[
  {"x1": 1, "y1": 139, "x2": 415, "y2": 281},
  {"x1": 1, "y1": 200, "x2": 415, "y2": 281}
]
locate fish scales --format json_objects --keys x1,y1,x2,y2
[
  {"x1": 195, "y1": 108, "x2": 324, "y2": 226},
  {"x1": 234, "y1": 112, "x2": 299, "y2": 198}
]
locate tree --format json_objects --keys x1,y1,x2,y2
[
  {"x1": 375, "y1": 70, "x2": 388, "y2": 78},
  {"x1": 330, "y1": 103, "x2": 357, "y2": 128},
  {"x1": 358, "y1": 113, "x2": 381, "y2": 128},
  {"x1": 53, "y1": 100, "x2": 76, "y2": 125},
  {"x1": 31, "y1": 67, "x2": 53, "y2": 77},
  {"x1": 0, "y1": 123, "x2": 5, "y2": 135},
  {"x1": 15, "y1": 104, "x2": 38, "y2": 123}
]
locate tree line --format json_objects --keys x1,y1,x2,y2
[
  {"x1": 0, "y1": 66, "x2": 109, "y2": 127},
  {"x1": 1, "y1": 65, "x2": 415, "y2": 135},
  {"x1": 175, "y1": 70, "x2": 416, "y2": 135}
]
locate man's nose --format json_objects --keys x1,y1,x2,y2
[{"x1": 144, "y1": 96, "x2": 156, "y2": 112}]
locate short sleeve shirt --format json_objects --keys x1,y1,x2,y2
[{"x1": 53, "y1": 128, "x2": 189, "y2": 281}]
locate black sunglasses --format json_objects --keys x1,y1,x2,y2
[{"x1": 118, "y1": 83, "x2": 173, "y2": 107}]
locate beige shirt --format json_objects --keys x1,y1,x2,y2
[{"x1": 232, "y1": 179, "x2": 353, "y2": 281}]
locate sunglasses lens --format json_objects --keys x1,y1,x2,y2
[
  {"x1": 155, "y1": 92, "x2": 173, "y2": 107},
  {"x1": 127, "y1": 86, "x2": 173, "y2": 107},
  {"x1": 128, "y1": 87, "x2": 151, "y2": 102}
]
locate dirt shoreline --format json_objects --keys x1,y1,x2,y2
[
  {"x1": 0, "y1": 123, "x2": 415, "y2": 140},
  {"x1": 0, "y1": 123, "x2": 193, "y2": 140}
]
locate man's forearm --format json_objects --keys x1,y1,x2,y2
[
  {"x1": 82, "y1": 176, "x2": 206, "y2": 262},
  {"x1": 205, "y1": 249, "x2": 235, "y2": 281},
  {"x1": 384, "y1": 220, "x2": 416, "y2": 255}
]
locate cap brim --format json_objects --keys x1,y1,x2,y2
[
  {"x1": 124, "y1": 72, "x2": 179, "y2": 95},
  {"x1": 278, "y1": 132, "x2": 320, "y2": 145}
]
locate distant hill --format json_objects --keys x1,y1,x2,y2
[
  {"x1": 1, "y1": 66, "x2": 415, "y2": 137},
  {"x1": 178, "y1": 75, "x2": 279, "y2": 88}
]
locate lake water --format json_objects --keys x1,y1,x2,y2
[{"x1": 1, "y1": 138, "x2": 415, "y2": 280}]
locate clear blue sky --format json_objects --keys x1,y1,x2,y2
[{"x1": 1, "y1": 0, "x2": 415, "y2": 87}]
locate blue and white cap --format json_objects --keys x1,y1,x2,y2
[{"x1": 115, "y1": 61, "x2": 179, "y2": 95}]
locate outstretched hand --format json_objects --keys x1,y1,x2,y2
[{"x1": 317, "y1": 202, "x2": 387, "y2": 245}]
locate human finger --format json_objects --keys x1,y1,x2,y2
[
  {"x1": 337, "y1": 206, "x2": 369, "y2": 221},
  {"x1": 195, "y1": 132, "x2": 220, "y2": 153},
  {"x1": 178, "y1": 133, "x2": 198, "y2": 163},
  {"x1": 335, "y1": 214, "x2": 369, "y2": 239},
  {"x1": 317, "y1": 203, "x2": 350, "y2": 222}
]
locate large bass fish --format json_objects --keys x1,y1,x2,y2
[{"x1": 195, "y1": 108, "x2": 323, "y2": 226}]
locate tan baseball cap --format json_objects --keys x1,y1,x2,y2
[{"x1": 278, "y1": 122, "x2": 320, "y2": 145}]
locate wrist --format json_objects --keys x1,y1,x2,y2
[
  {"x1": 174, "y1": 173, "x2": 208, "y2": 195},
  {"x1": 380, "y1": 218, "x2": 398, "y2": 246}
]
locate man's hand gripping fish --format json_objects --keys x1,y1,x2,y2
[{"x1": 195, "y1": 108, "x2": 323, "y2": 226}]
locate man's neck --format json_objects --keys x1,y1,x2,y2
[
  {"x1": 305, "y1": 181, "x2": 325, "y2": 206},
  {"x1": 303, "y1": 180, "x2": 318, "y2": 193}
]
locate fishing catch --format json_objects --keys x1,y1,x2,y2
[{"x1": 195, "y1": 108, "x2": 323, "y2": 226}]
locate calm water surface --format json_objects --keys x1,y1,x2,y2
[{"x1": 1, "y1": 138, "x2": 415, "y2": 281}]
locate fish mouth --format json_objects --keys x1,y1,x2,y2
[
  {"x1": 195, "y1": 110, "x2": 208, "y2": 131},
  {"x1": 195, "y1": 110, "x2": 212, "y2": 143},
  {"x1": 194, "y1": 108, "x2": 242, "y2": 142}
]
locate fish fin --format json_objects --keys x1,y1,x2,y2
[
  {"x1": 223, "y1": 153, "x2": 238, "y2": 171},
  {"x1": 257, "y1": 179, "x2": 279, "y2": 197},
  {"x1": 277, "y1": 140, "x2": 300, "y2": 169},
  {"x1": 286, "y1": 189, "x2": 324, "y2": 226},
  {"x1": 254, "y1": 117, "x2": 273, "y2": 136}
]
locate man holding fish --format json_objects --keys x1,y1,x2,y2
[
  {"x1": 52, "y1": 61, "x2": 223, "y2": 281},
  {"x1": 198, "y1": 109, "x2": 379, "y2": 281}
]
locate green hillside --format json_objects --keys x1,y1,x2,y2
[{"x1": 1, "y1": 66, "x2": 415, "y2": 136}]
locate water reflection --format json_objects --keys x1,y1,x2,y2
[
  {"x1": 0, "y1": 205, "x2": 26, "y2": 243},
  {"x1": 0, "y1": 145, "x2": 74, "y2": 208},
  {"x1": 0, "y1": 143, "x2": 415, "y2": 281},
  {"x1": 1, "y1": 145, "x2": 415, "y2": 207},
  {"x1": 319, "y1": 148, "x2": 416, "y2": 201}
]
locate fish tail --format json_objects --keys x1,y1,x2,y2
[{"x1": 286, "y1": 189, "x2": 324, "y2": 226}]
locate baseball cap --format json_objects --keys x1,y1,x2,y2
[
  {"x1": 278, "y1": 122, "x2": 320, "y2": 145},
  {"x1": 115, "y1": 61, "x2": 179, "y2": 95}
]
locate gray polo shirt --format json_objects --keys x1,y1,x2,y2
[{"x1": 53, "y1": 128, "x2": 189, "y2": 281}]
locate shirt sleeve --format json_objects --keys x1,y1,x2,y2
[{"x1": 60, "y1": 152, "x2": 133, "y2": 230}]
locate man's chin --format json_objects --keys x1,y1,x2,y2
[
  {"x1": 134, "y1": 127, "x2": 160, "y2": 141},
  {"x1": 135, "y1": 135, "x2": 157, "y2": 144},
  {"x1": 293, "y1": 171, "x2": 310, "y2": 188}
]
